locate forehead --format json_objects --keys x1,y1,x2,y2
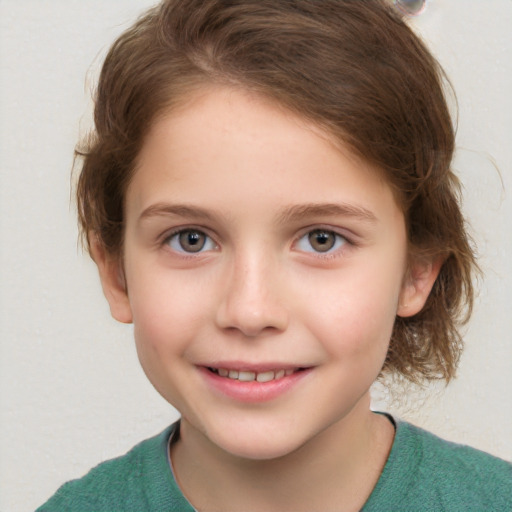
[{"x1": 127, "y1": 86, "x2": 400, "y2": 224}]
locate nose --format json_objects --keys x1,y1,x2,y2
[{"x1": 215, "y1": 252, "x2": 289, "y2": 337}]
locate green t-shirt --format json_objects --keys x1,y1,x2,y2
[{"x1": 37, "y1": 418, "x2": 511, "y2": 511}]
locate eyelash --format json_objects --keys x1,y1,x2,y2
[
  {"x1": 294, "y1": 229, "x2": 349, "y2": 255},
  {"x1": 292, "y1": 226, "x2": 355, "y2": 260},
  {"x1": 160, "y1": 226, "x2": 355, "y2": 258},
  {"x1": 162, "y1": 227, "x2": 218, "y2": 255}
]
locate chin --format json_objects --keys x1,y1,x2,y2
[
  {"x1": 223, "y1": 439, "x2": 301, "y2": 461},
  {"x1": 207, "y1": 425, "x2": 311, "y2": 461}
]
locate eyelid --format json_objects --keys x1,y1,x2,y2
[
  {"x1": 161, "y1": 225, "x2": 219, "y2": 254},
  {"x1": 292, "y1": 225, "x2": 357, "y2": 257},
  {"x1": 294, "y1": 224, "x2": 356, "y2": 244}
]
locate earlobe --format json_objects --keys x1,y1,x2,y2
[
  {"x1": 397, "y1": 257, "x2": 443, "y2": 318},
  {"x1": 90, "y1": 233, "x2": 133, "y2": 324}
]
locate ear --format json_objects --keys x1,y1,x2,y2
[
  {"x1": 397, "y1": 257, "x2": 443, "y2": 318},
  {"x1": 90, "y1": 233, "x2": 133, "y2": 324}
]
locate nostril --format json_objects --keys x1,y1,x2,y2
[{"x1": 216, "y1": 303, "x2": 289, "y2": 337}]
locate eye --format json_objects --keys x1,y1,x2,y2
[
  {"x1": 166, "y1": 229, "x2": 216, "y2": 253},
  {"x1": 296, "y1": 229, "x2": 347, "y2": 254}
]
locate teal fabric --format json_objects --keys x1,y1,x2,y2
[
  {"x1": 362, "y1": 420, "x2": 512, "y2": 511},
  {"x1": 37, "y1": 419, "x2": 511, "y2": 511},
  {"x1": 36, "y1": 425, "x2": 194, "y2": 512}
]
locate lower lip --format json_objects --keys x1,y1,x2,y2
[{"x1": 199, "y1": 367, "x2": 312, "y2": 403}]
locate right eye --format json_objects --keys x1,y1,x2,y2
[{"x1": 165, "y1": 229, "x2": 216, "y2": 254}]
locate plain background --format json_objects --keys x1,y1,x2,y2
[{"x1": 1, "y1": 1, "x2": 511, "y2": 510}]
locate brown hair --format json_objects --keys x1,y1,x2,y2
[{"x1": 77, "y1": 0, "x2": 478, "y2": 383}]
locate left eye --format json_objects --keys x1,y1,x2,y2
[
  {"x1": 166, "y1": 229, "x2": 216, "y2": 253},
  {"x1": 296, "y1": 229, "x2": 346, "y2": 253}
]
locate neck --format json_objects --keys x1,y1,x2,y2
[{"x1": 171, "y1": 397, "x2": 394, "y2": 512}]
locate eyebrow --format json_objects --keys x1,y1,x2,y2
[
  {"x1": 138, "y1": 202, "x2": 377, "y2": 225},
  {"x1": 138, "y1": 203, "x2": 217, "y2": 223},
  {"x1": 275, "y1": 203, "x2": 377, "y2": 225}
]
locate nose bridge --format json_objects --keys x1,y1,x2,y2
[{"x1": 216, "y1": 246, "x2": 288, "y2": 336}]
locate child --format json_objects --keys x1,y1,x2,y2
[{"x1": 37, "y1": 0, "x2": 511, "y2": 510}]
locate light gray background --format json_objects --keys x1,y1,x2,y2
[{"x1": 1, "y1": 1, "x2": 511, "y2": 510}]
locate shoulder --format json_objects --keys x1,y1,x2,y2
[
  {"x1": 402, "y1": 421, "x2": 511, "y2": 483},
  {"x1": 364, "y1": 419, "x2": 512, "y2": 512},
  {"x1": 35, "y1": 424, "x2": 189, "y2": 512}
]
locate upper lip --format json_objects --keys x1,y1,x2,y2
[{"x1": 200, "y1": 362, "x2": 310, "y2": 372}]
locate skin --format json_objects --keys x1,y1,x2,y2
[{"x1": 93, "y1": 87, "x2": 440, "y2": 511}]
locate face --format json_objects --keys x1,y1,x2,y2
[{"x1": 96, "y1": 87, "x2": 435, "y2": 460}]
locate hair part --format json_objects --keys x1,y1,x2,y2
[{"x1": 76, "y1": 0, "x2": 478, "y2": 383}]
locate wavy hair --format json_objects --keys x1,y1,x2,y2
[{"x1": 76, "y1": 0, "x2": 478, "y2": 383}]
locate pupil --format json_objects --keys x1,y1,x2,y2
[
  {"x1": 179, "y1": 230, "x2": 205, "y2": 252},
  {"x1": 309, "y1": 230, "x2": 335, "y2": 252}
]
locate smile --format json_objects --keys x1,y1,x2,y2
[
  {"x1": 207, "y1": 367, "x2": 300, "y2": 383},
  {"x1": 201, "y1": 365, "x2": 312, "y2": 402}
]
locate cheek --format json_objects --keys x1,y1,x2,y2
[
  {"x1": 128, "y1": 274, "x2": 213, "y2": 402},
  {"x1": 127, "y1": 266, "x2": 213, "y2": 356},
  {"x1": 299, "y1": 264, "x2": 402, "y2": 357}
]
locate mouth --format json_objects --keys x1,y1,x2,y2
[
  {"x1": 206, "y1": 367, "x2": 308, "y2": 383},
  {"x1": 201, "y1": 365, "x2": 313, "y2": 402}
]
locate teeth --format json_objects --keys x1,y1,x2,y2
[
  {"x1": 212, "y1": 367, "x2": 299, "y2": 382},
  {"x1": 238, "y1": 371, "x2": 256, "y2": 381},
  {"x1": 256, "y1": 371, "x2": 275, "y2": 383}
]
